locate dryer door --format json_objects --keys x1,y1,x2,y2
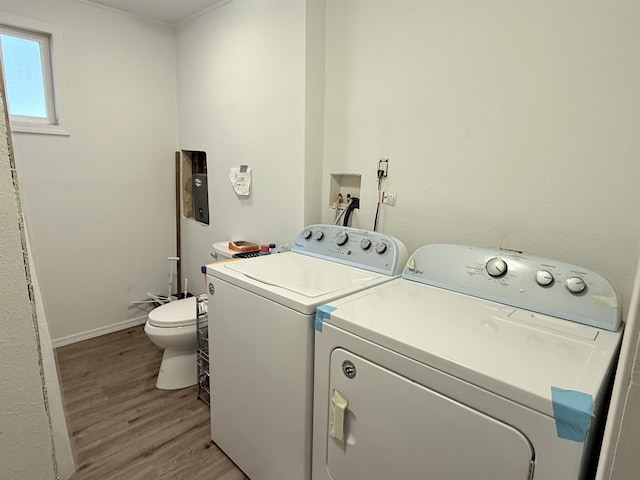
[{"x1": 326, "y1": 349, "x2": 534, "y2": 480}]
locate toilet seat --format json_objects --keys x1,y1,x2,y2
[{"x1": 148, "y1": 297, "x2": 197, "y2": 328}]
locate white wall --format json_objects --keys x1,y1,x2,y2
[
  {"x1": 0, "y1": 69, "x2": 58, "y2": 480},
  {"x1": 0, "y1": 0, "x2": 179, "y2": 343},
  {"x1": 304, "y1": 0, "x2": 326, "y2": 226},
  {"x1": 322, "y1": 0, "x2": 640, "y2": 317},
  {"x1": 28, "y1": 235, "x2": 76, "y2": 479},
  {"x1": 609, "y1": 345, "x2": 640, "y2": 479},
  {"x1": 597, "y1": 257, "x2": 640, "y2": 480},
  {"x1": 176, "y1": 0, "x2": 323, "y2": 291}
]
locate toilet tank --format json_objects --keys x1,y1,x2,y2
[{"x1": 211, "y1": 241, "x2": 235, "y2": 261}]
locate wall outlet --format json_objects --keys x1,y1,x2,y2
[
  {"x1": 382, "y1": 192, "x2": 397, "y2": 206},
  {"x1": 378, "y1": 158, "x2": 388, "y2": 177}
]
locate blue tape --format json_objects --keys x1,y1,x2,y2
[
  {"x1": 315, "y1": 305, "x2": 336, "y2": 332},
  {"x1": 551, "y1": 386, "x2": 594, "y2": 442}
]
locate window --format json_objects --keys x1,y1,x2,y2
[{"x1": 0, "y1": 15, "x2": 67, "y2": 135}]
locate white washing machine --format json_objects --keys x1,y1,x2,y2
[
  {"x1": 312, "y1": 244, "x2": 623, "y2": 480},
  {"x1": 205, "y1": 225, "x2": 408, "y2": 480}
]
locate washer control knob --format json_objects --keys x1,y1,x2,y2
[
  {"x1": 566, "y1": 276, "x2": 587, "y2": 294},
  {"x1": 360, "y1": 238, "x2": 372, "y2": 250},
  {"x1": 535, "y1": 270, "x2": 554, "y2": 287},
  {"x1": 374, "y1": 241, "x2": 388, "y2": 254},
  {"x1": 314, "y1": 231, "x2": 324, "y2": 241},
  {"x1": 486, "y1": 257, "x2": 508, "y2": 278},
  {"x1": 302, "y1": 229, "x2": 312, "y2": 240},
  {"x1": 336, "y1": 232, "x2": 349, "y2": 246}
]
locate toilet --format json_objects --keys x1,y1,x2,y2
[{"x1": 144, "y1": 242, "x2": 235, "y2": 390}]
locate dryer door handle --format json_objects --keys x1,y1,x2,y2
[{"x1": 329, "y1": 389, "x2": 349, "y2": 450}]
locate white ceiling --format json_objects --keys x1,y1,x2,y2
[{"x1": 80, "y1": 0, "x2": 230, "y2": 25}]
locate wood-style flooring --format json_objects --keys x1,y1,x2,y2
[{"x1": 56, "y1": 325, "x2": 249, "y2": 480}]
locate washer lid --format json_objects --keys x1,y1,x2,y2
[
  {"x1": 208, "y1": 252, "x2": 390, "y2": 315},
  {"x1": 224, "y1": 253, "x2": 381, "y2": 297},
  {"x1": 148, "y1": 297, "x2": 197, "y2": 327}
]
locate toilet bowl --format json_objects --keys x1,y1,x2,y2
[
  {"x1": 145, "y1": 297, "x2": 199, "y2": 390},
  {"x1": 145, "y1": 242, "x2": 235, "y2": 390}
]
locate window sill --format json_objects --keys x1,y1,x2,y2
[{"x1": 10, "y1": 123, "x2": 70, "y2": 136}]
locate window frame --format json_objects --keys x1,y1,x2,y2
[{"x1": 0, "y1": 13, "x2": 68, "y2": 136}]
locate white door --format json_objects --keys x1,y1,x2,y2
[{"x1": 325, "y1": 348, "x2": 535, "y2": 480}]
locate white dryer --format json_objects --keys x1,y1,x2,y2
[
  {"x1": 205, "y1": 225, "x2": 408, "y2": 480},
  {"x1": 312, "y1": 244, "x2": 622, "y2": 480}
]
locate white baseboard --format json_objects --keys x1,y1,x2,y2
[{"x1": 52, "y1": 316, "x2": 148, "y2": 348}]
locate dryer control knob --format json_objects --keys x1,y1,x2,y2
[
  {"x1": 302, "y1": 229, "x2": 312, "y2": 240},
  {"x1": 360, "y1": 238, "x2": 372, "y2": 250},
  {"x1": 314, "y1": 231, "x2": 324, "y2": 241},
  {"x1": 336, "y1": 232, "x2": 349, "y2": 246},
  {"x1": 566, "y1": 276, "x2": 587, "y2": 294},
  {"x1": 486, "y1": 257, "x2": 508, "y2": 278},
  {"x1": 375, "y1": 241, "x2": 388, "y2": 254},
  {"x1": 535, "y1": 270, "x2": 554, "y2": 287}
]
